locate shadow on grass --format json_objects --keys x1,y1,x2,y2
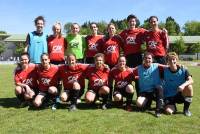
[{"x1": 0, "y1": 97, "x2": 19, "y2": 108}]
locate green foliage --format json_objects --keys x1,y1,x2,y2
[
  {"x1": 0, "y1": 31, "x2": 7, "y2": 34},
  {"x1": 63, "y1": 22, "x2": 73, "y2": 34},
  {"x1": 170, "y1": 36, "x2": 186, "y2": 55},
  {"x1": 183, "y1": 21, "x2": 200, "y2": 35},
  {"x1": 15, "y1": 42, "x2": 25, "y2": 55},
  {"x1": 0, "y1": 42, "x2": 5, "y2": 55},
  {"x1": 141, "y1": 18, "x2": 150, "y2": 29},
  {"x1": 165, "y1": 16, "x2": 181, "y2": 35}
]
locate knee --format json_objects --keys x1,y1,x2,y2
[
  {"x1": 73, "y1": 82, "x2": 81, "y2": 90},
  {"x1": 60, "y1": 92, "x2": 68, "y2": 102},
  {"x1": 125, "y1": 84, "x2": 134, "y2": 94},
  {"x1": 99, "y1": 86, "x2": 110, "y2": 95},
  {"x1": 113, "y1": 93, "x2": 122, "y2": 101},
  {"x1": 48, "y1": 86, "x2": 57, "y2": 95},
  {"x1": 85, "y1": 91, "x2": 95, "y2": 103},
  {"x1": 165, "y1": 105, "x2": 175, "y2": 115},
  {"x1": 136, "y1": 96, "x2": 147, "y2": 108},
  {"x1": 15, "y1": 86, "x2": 23, "y2": 94},
  {"x1": 33, "y1": 99, "x2": 42, "y2": 108}
]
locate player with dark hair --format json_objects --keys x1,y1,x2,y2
[
  {"x1": 25, "y1": 16, "x2": 48, "y2": 64},
  {"x1": 84, "y1": 53, "x2": 110, "y2": 110},
  {"x1": 119, "y1": 14, "x2": 146, "y2": 68},
  {"x1": 14, "y1": 53, "x2": 38, "y2": 107},
  {"x1": 59, "y1": 53, "x2": 89, "y2": 111},
  {"x1": 33, "y1": 53, "x2": 59, "y2": 108},
  {"x1": 133, "y1": 52, "x2": 164, "y2": 117},
  {"x1": 85, "y1": 22, "x2": 104, "y2": 64},
  {"x1": 109, "y1": 56, "x2": 134, "y2": 111},
  {"x1": 143, "y1": 16, "x2": 169, "y2": 64}
]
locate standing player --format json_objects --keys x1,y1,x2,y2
[
  {"x1": 162, "y1": 52, "x2": 193, "y2": 116},
  {"x1": 48, "y1": 22, "x2": 67, "y2": 65},
  {"x1": 59, "y1": 53, "x2": 89, "y2": 111},
  {"x1": 85, "y1": 53, "x2": 110, "y2": 110},
  {"x1": 109, "y1": 56, "x2": 134, "y2": 111},
  {"x1": 47, "y1": 22, "x2": 67, "y2": 109},
  {"x1": 14, "y1": 53, "x2": 38, "y2": 107},
  {"x1": 133, "y1": 52, "x2": 164, "y2": 117},
  {"x1": 119, "y1": 14, "x2": 146, "y2": 68},
  {"x1": 24, "y1": 16, "x2": 48, "y2": 64},
  {"x1": 101, "y1": 23, "x2": 123, "y2": 69},
  {"x1": 144, "y1": 16, "x2": 169, "y2": 64},
  {"x1": 85, "y1": 22, "x2": 104, "y2": 63},
  {"x1": 65, "y1": 23, "x2": 86, "y2": 63},
  {"x1": 33, "y1": 53, "x2": 59, "y2": 108}
]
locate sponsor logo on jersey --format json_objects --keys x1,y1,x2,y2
[
  {"x1": 148, "y1": 41, "x2": 157, "y2": 49},
  {"x1": 117, "y1": 81, "x2": 128, "y2": 88},
  {"x1": 52, "y1": 45, "x2": 62, "y2": 53},
  {"x1": 41, "y1": 78, "x2": 51, "y2": 85},
  {"x1": 126, "y1": 36, "x2": 136, "y2": 45},
  {"x1": 106, "y1": 45, "x2": 116, "y2": 54},
  {"x1": 93, "y1": 79, "x2": 105, "y2": 86},
  {"x1": 23, "y1": 78, "x2": 33, "y2": 86},
  {"x1": 68, "y1": 76, "x2": 78, "y2": 83},
  {"x1": 89, "y1": 43, "x2": 98, "y2": 50}
]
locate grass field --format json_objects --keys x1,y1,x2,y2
[{"x1": 0, "y1": 64, "x2": 200, "y2": 134}]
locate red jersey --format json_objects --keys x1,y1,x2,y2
[
  {"x1": 84, "y1": 65, "x2": 110, "y2": 90},
  {"x1": 47, "y1": 35, "x2": 67, "y2": 62},
  {"x1": 109, "y1": 67, "x2": 133, "y2": 89},
  {"x1": 144, "y1": 30, "x2": 169, "y2": 56},
  {"x1": 85, "y1": 35, "x2": 103, "y2": 57},
  {"x1": 14, "y1": 64, "x2": 38, "y2": 88},
  {"x1": 119, "y1": 28, "x2": 146, "y2": 55},
  {"x1": 101, "y1": 35, "x2": 122, "y2": 67},
  {"x1": 36, "y1": 65, "x2": 59, "y2": 91},
  {"x1": 59, "y1": 63, "x2": 89, "y2": 89}
]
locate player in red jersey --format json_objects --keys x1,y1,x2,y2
[
  {"x1": 47, "y1": 22, "x2": 67, "y2": 109},
  {"x1": 119, "y1": 14, "x2": 146, "y2": 68},
  {"x1": 109, "y1": 56, "x2": 134, "y2": 111},
  {"x1": 85, "y1": 22, "x2": 104, "y2": 63},
  {"x1": 101, "y1": 23, "x2": 123, "y2": 68},
  {"x1": 59, "y1": 53, "x2": 89, "y2": 111},
  {"x1": 33, "y1": 53, "x2": 59, "y2": 108},
  {"x1": 85, "y1": 53, "x2": 110, "y2": 109},
  {"x1": 144, "y1": 16, "x2": 169, "y2": 64},
  {"x1": 48, "y1": 22, "x2": 67, "y2": 65},
  {"x1": 14, "y1": 53, "x2": 38, "y2": 107}
]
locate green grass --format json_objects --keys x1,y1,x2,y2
[{"x1": 0, "y1": 65, "x2": 200, "y2": 134}]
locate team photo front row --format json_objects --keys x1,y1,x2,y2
[{"x1": 14, "y1": 52, "x2": 193, "y2": 117}]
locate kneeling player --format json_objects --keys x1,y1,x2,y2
[
  {"x1": 59, "y1": 53, "x2": 88, "y2": 111},
  {"x1": 85, "y1": 53, "x2": 110, "y2": 110},
  {"x1": 163, "y1": 52, "x2": 193, "y2": 116},
  {"x1": 133, "y1": 52, "x2": 164, "y2": 117},
  {"x1": 33, "y1": 53, "x2": 59, "y2": 108},
  {"x1": 109, "y1": 56, "x2": 134, "y2": 111},
  {"x1": 14, "y1": 53, "x2": 38, "y2": 107}
]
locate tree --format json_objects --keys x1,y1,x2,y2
[
  {"x1": 64, "y1": 22, "x2": 73, "y2": 34},
  {"x1": 170, "y1": 36, "x2": 186, "y2": 55},
  {"x1": 183, "y1": 21, "x2": 200, "y2": 35},
  {"x1": 0, "y1": 31, "x2": 7, "y2": 34},
  {"x1": 165, "y1": 16, "x2": 181, "y2": 35},
  {"x1": 141, "y1": 19, "x2": 150, "y2": 29},
  {"x1": 187, "y1": 42, "x2": 200, "y2": 60},
  {"x1": 0, "y1": 42, "x2": 5, "y2": 56},
  {"x1": 15, "y1": 42, "x2": 25, "y2": 56}
]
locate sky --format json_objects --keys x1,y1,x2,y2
[{"x1": 0, "y1": 0, "x2": 200, "y2": 34}]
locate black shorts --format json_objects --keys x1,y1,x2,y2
[
  {"x1": 138, "y1": 91, "x2": 156, "y2": 102},
  {"x1": 126, "y1": 53, "x2": 142, "y2": 68},
  {"x1": 164, "y1": 92, "x2": 185, "y2": 105},
  {"x1": 85, "y1": 57, "x2": 94, "y2": 64},
  {"x1": 64, "y1": 88, "x2": 84, "y2": 100},
  {"x1": 113, "y1": 87, "x2": 128, "y2": 97},
  {"x1": 77, "y1": 59, "x2": 84, "y2": 63},
  {"x1": 50, "y1": 60, "x2": 65, "y2": 65},
  {"x1": 154, "y1": 56, "x2": 166, "y2": 65}
]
